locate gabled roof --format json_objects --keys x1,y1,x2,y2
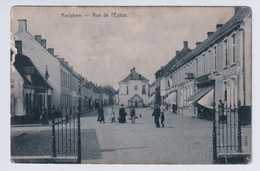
[
  {"x1": 166, "y1": 7, "x2": 251, "y2": 76},
  {"x1": 128, "y1": 94, "x2": 144, "y2": 102},
  {"x1": 13, "y1": 53, "x2": 52, "y2": 89},
  {"x1": 119, "y1": 68, "x2": 148, "y2": 83},
  {"x1": 158, "y1": 7, "x2": 251, "y2": 79},
  {"x1": 162, "y1": 47, "x2": 192, "y2": 77}
]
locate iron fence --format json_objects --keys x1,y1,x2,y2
[
  {"x1": 50, "y1": 106, "x2": 81, "y2": 163},
  {"x1": 212, "y1": 106, "x2": 243, "y2": 163}
]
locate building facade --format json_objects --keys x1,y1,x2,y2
[
  {"x1": 156, "y1": 7, "x2": 251, "y2": 121},
  {"x1": 118, "y1": 67, "x2": 149, "y2": 108},
  {"x1": 10, "y1": 42, "x2": 52, "y2": 121},
  {"x1": 11, "y1": 19, "x2": 114, "y2": 122}
]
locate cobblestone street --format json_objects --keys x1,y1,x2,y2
[
  {"x1": 11, "y1": 106, "x2": 252, "y2": 164},
  {"x1": 79, "y1": 106, "x2": 213, "y2": 164}
]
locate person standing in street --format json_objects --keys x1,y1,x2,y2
[
  {"x1": 161, "y1": 111, "x2": 165, "y2": 127},
  {"x1": 160, "y1": 105, "x2": 165, "y2": 127},
  {"x1": 119, "y1": 104, "x2": 127, "y2": 123},
  {"x1": 130, "y1": 105, "x2": 136, "y2": 123},
  {"x1": 97, "y1": 104, "x2": 105, "y2": 123},
  {"x1": 152, "y1": 104, "x2": 161, "y2": 128},
  {"x1": 109, "y1": 106, "x2": 116, "y2": 123}
]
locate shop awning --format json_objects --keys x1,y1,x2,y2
[
  {"x1": 149, "y1": 94, "x2": 156, "y2": 103},
  {"x1": 164, "y1": 92, "x2": 177, "y2": 104},
  {"x1": 197, "y1": 88, "x2": 214, "y2": 109},
  {"x1": 186, "y1": 86, "x2": 214, "y2": 103}
]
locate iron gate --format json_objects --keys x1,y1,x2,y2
[
  {"x1": 212, "y1": 106, "x2": 243, "y2": 164},
  {"x1": 50, "y1": 106, "x2": 81, "y2": 163}
]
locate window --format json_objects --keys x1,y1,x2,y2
[
  {"x1": 203, "y1": 54, "x2": 206, "y2": 74},
  {"x1": 134, "y1": 85, "x2": 138, "y2": 90},
  {"x1": 142, "y1": 85, "x2": 146, "y2": 94},
  {"x1": 224, "y1": 40, "x2": 228, "y2": 66},
  {"x1": 167, "y1": 79, "x2": 170, "y2": 87},
  {"x1": 196, "y1": 58, "x2": 198, "y2": 76},
  {"x1": 189, "y1": 62, "x2": 192, "y2": 74},
  {"x1": 214, "y1": 47, "x2": 217, "y2": 70},
  {"x1": 208, "y1": 50, "x2": 211, "y2": 73},
  {"x1": 232, "y1": 34, "x2": 236, "y2": 63},
  {"x1": 224, "y1": 81, "x2": 227, "y2": 101},
  {"x1": 229, "y1": 78, "x2": 238, "y2": 109}
]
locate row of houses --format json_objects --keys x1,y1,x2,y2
[
  {"x1": 10, "y1": 19, "x2": 114, "y2": 122},
  {"x1": 151, "y1": 7, "x2": 251, "y2": 121}
]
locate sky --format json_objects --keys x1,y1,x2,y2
[{"x1": 11, "y1": 6, "x2": 234, "y2": 89}]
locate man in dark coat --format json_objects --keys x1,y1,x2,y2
[
  {"x1": 97, "y1": 104, "x2": 105, "y2": 123},
  {"x1": 152, "y1": 104, "x2": 161, "y2": 128},
  {"x1": 119, "y1": 104, "x2": 127, "y2": 123}
]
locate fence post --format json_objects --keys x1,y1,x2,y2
[
  {"x1": 77, "y1": 98, "x2": 82, "y2": 163},
  {"x1": 212, "y1": 99, "x2": 217, "y2": 164},
  {"x1": 213, "y1": 119, "x2": 217, "y2": 163},
  {"x1": 237, "y1": 120, "x2": 242, "y2": 152},
  {"x1": 51, "y1": 105, "x2": 56, "y2": 157}
]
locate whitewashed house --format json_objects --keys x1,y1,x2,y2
[{"x1": 118, "y1": 67, "x2": 149, "y2": 108}]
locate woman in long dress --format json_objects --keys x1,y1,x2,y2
[
  {"x1": 97, "y1": 105, "x2": 105, "y2": 123},
  {"x1": 119, "y1": 104, "x2": 127, "y2": 123}
]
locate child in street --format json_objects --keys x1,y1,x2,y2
[
  {"x1": 161, "y1": 111, "x2": 165, "y2": 127},
  {"x1": 110, "y1": 106, "x2": 116, "y2": 123}
]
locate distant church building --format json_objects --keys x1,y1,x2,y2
[{"x1": 118, "y1": 67, "x2": 149, "y2": 108}]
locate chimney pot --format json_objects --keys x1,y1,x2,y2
[
  {"x1": 15, "y1": 40, "x2": 22, "y2": 54},
  {"x1": 133, "y1": 67, "x2": 135, "y2": 71},
  {"x1": 196, "y1": 42, "x2": 202, "y2": 47},
  {"x1": 40, "y1": 39, "x2": 46, "y2": 48},
  {"x1": 47, "y1": 48, "x2": 54, "y2": 56},
  {"x1": 176, "y1": 51, "x2": 180, "y2": 55},
  {"x1": 207, "y1": 32, "x2": 214, "y2": 37},
  {"x1": 183, "y1": 41, "x2": 188, "y2": 48},
  {"x1": 35, "y1": 35, "x2": 41, "y2": 43},
  {"x1": 18, "y1": 19, "x2": 27, "y2": 32},
  {"x1": 216, "y1": 24, "x2": 223, "y2": 30}
]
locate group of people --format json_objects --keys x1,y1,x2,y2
[
  {"x1": 97, "y1": 104, "x2": 137, "y2": 124},
  {"x1": 97, "y1": 103, "x2": 166, "y2": 128}
]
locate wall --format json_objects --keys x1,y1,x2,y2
[
  {"x1": 119, "y1": 80, "x2": 149, "y2": 107},
  {"x1": 14, "y1": 29, "x2": 61, "y2": 107},
  {"x1": 10, "y1": 66, "x2": 25, "y2": 116}
]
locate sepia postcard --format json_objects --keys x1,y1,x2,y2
[{"x1": 10, "y1": 6, "x2": 252, "y2": 164}]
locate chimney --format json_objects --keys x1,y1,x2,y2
[
  {"x1": 15, "y1": 40, "x2": 22, "y2": 54},
  {"x1": 35, "y1": 35, "x2": 41, "y2": 43},
  {"x1": 18, "y1": 19, "x2": 27, "y2": 32},
  {"x1": 139, "y1": 74, "x2": 142, "y2": 79},
  {"x1": 234, "y1": 7, "x2": 242, "y2": 15},
  {"x1": 47, "y1": 48, "x2": 54, "y2": 56},
  {"x1": 196, "y1": 42, "x2": 202, "y2": 47},
  {"x1": 176, "y1": 51, "x2": 180, "y2": 55},
  {"x1": 133, "y1": 67, "x2": 135, "y2": 71},
  {"x1": 207, "y1": 32, "x2": 214, "y2": 37},
  {"x1": 59, "y1": 58, "x2": 64, "y2": 62},
  {"x1": 55, "y1": 55, "x2": 58, "y2": 58},
  {"x1": 40, "y1": 39, "x2": 46, "y2": 48},
  {"x1": 216, "y1": 24, "x2": 223, "y2": 30},
  {"x1": 183, "y1": 41, "x2": 188, "y2": 48}
]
